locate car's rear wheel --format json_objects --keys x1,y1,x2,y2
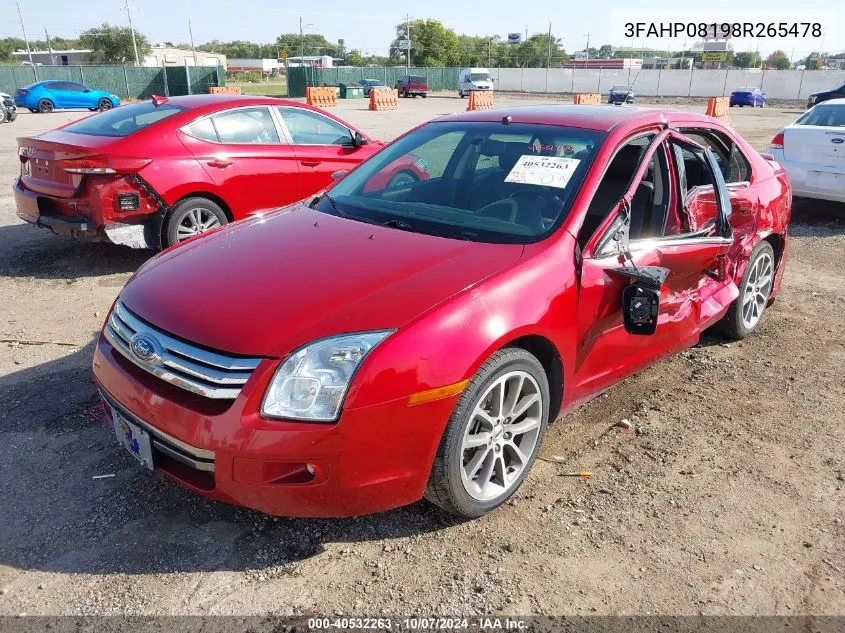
[
  {"x1": 98, "y1": 98, "x2": 113, "y2": 111},
  {"x1": 425, "y1": 348, "x2": 549, "y2": 518},
  {"x1": 29, "y1": 108, "x2": 38, "y2": 113},
  {"x1": 387, "y1": 170, "x2": 419, "y2": 188},
  {"x1": 38, "y1": 99, "x2": 54, "y2": 113},
  {"x1": 716, "y1": 241, "x2": 775, "y2": 340},
  {"x1": 164, "y1": 197, "x2": 228, "y2": 247}
]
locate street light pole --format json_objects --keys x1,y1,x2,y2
[
  {"x1": 406, "y1": 14, "x2": 411, "y2": 68},
  {"x1": 121, "y1": 0, "x2": 140, "y2": 66},
  {"x1": 16, "y1": 2, "x2": 34, "y2": 67}
]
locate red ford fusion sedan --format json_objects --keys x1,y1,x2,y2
[
  {"x1": 14, "y1": 95, "x2": 426, "y2": 249},
  {"x1": 93, "y1": 105, "x2": 791, "y2": 518}
]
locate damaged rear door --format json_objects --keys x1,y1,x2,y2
[{"x1": 572, "y1": 129, "x2": 737, "y2": 402}]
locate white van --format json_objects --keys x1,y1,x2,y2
[{"x1": 458, "y1": 68, "x2": 494, "y2": 98}]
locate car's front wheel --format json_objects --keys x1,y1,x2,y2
[
  {"x1": 37, "y1": 99, "x2": 54, "y2": 113},
  {"x1": 98, "y1": 98, "x2": 114, "y2": 111},
  {"x1": 716, "y1": 241, "x2": 775, "y2": 340},
  {"x1": 163, "y1": 197, "x2": 228, "y2": 247},
  {"x1": 425, "y1": 348, "x2": 550, "y2": 518}
]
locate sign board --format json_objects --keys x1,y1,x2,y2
[
  {"x1": 397, "y1": 39, "x2": 411, "y2": 50},
  {"x1": 507, "y1": 33, "x2": 521, "y2": 45},
  {"x1": 701, "y1": 52, "x2": 726, "y2": 62}
]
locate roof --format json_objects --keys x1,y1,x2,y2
[
  {"x1": 816, "y1": 97, "x2": 845, "y2": 105},
  {"x1": 436, "y1": 105, "x2": 712, "y2": 132},
  {"x1": 148, "y1": 94, "x2": 295, "y2": 109}
]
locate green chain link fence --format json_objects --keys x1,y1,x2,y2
[
  {"x1": 287, "y1": 66, "x2": 461, "y2": 97},
  {"x1": 0, "y1": 65, "x2": 225, "y2": 100}
]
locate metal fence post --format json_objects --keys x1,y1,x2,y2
[
  {"x1": 161, "y1": 63, "x2": 170, "y2": 97},
  {"x1": 79, "y1": 66, "x2": 85, "y2": 85},
  {"x1": 597, "y1": 67, "x2": 601, "y2": 92},
  {"x1": 123, "y1": 65, "x2": 130, "y2": 99},
  {"x1": 797, "y1": 70, "x2": 805, "y2": 100},
  {"x1": 688, "y1": 65, "x2": 694, "y2": 97},
  {"x1": 185, "y1": 63, "x2": 192, "y2": 95},
  {"x1": 721, "y1": 69, "x2": 729, "y2": 96},
  {"x1": 656, "y1": 67, "x2": 662, "y2": 96}
]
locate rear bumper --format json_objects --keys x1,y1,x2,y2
[
  {"x1": 768, "y1": 151, "x2": 845, "y2": 204},
  {"x1": 92, "y1": 332, "x2": 457, "y2": 517},
  {"x1": 14, "y1": 177, "x2": 162, "y2": 246}
]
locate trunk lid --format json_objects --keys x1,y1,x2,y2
[
  {"x1": 17, "y1": 131, "x2": 116, "y2": 198},
  {"x1": 783, "y1": 125, "x2": 845, "y2": 168}
]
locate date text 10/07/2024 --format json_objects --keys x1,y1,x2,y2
[
  {"x1": 624, "y1": 22, "x2": 822, "y2": 39},
  {"x1": 307, "y1": 618, "x2": 529, "y2": 630}
]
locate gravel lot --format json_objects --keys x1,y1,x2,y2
[{"x1": 0, "y1": 94, "x2": 843, "y2": 617}]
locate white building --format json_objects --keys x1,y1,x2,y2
[
  {"x1": 227, "y1": 58, "x2": 284, "y2": 74},
  {"x1": 143, "y1": 46, "x2": 225, "y2": 68}
]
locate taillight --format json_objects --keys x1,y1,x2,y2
[
  {"x1": 770, "y1": 131, "x2": 784, "y2": 149},
  {"x1": 16, "y1": 89, "x2": 29, "y2": 96},
  {"x1": 60, "y1": 156, "x2": 152, "y2": 175}
]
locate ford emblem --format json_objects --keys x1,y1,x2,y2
[
  {"x1": 832, "y1": 138, "x2": 844, "y2": 144},
  {"x1": 129, "y1": 333, "x2": 162, "y2": 365}
]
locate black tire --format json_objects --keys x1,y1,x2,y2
[
  {"x1": 0, "y1": 108, "x2": 7, "y2": 124},
  {"x1": 29, "y1": 108, "x2": 38, "y2": 113},
  {"x1": 425, "y1": 347, "x2": 550, "y2": 518},
  {"x1": 38, "y1": 99, "x2": 54, "y2": 113},
  {"x1": 88, "y1": 108, "x2": 98, "y2": 112},
  {"x1": 386, "y1": 169, "x2": 419, "y2": 188},
  {"x1": 98, "y1": 98, "x2": 113, "y2": 111},
  {"x1": 715, "y1": 241, "x2": 776, "y2": 340},
  {"x1": 421, "y1": 94, "x2": 427, "y2": 98},
  {"x1": 163, "y1": 197, "x2": 228, "y2": 248}
]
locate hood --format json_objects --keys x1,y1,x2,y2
[{"x1": 121, "y1": 205, "x2": 523, "y2": 357}]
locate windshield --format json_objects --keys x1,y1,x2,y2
[
  {"x1": 471, "y1": 73, "x2": 491, "y2": 82},
  {"x1": 63, "y1": 102, "x2": 185, "y2": 137},
  {"x1": 311, "y1": 121, "x2": 605, "y2": 244},
  {"x1": 408, "y1": 76, "x2": 426, "y2": 83},
  {"x1": 611, "y1": 85, "x2": 631, "y2": 91},
  {"x1": 796, "y1": 104, "x2": 845, "y2": 127}
]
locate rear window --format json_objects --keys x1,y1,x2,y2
[
  {"x1": 63, "y1": 102, "x2": 186, "y2": 137},
  {"x1": 409, "y1": 76, "x2": 426, "y2": 83},
  {"x1": 796, "y1": 104, "x2": 845, "y2": 127}
]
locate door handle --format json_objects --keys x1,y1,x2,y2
[
  {"x1": 300, "y1": 160, "x2": 321, "y2": 167},
  {"x1": 207, "y1": 158, "x2": 232, "y2": 169},
  {"x1": 736, "y1": 207, "x2": 753, "y2": 215}
]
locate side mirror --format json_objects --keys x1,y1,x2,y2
[
  {"x1": 331, "y1": 170, "x2": 348, "y2": 181},
  {"x1": 351, "y1": 131, "x2": 367, "y2": 147},
  {"x1": 611, "y1": 266, "x2": 670, "y2": 336}
]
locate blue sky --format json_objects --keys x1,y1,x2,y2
[{"x1": 2, "y1": 0, "x2": 842, "y2": 58}]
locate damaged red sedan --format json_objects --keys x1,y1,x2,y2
[{"x1": 93, "y1": 105, "x2": 790, "y2": 518}]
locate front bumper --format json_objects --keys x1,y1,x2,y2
[{"x1": 92, "y1": 332, "x2": 458, "y2": 517}]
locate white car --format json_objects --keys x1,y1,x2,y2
[{"x1": 769, "y1": 98, "x2": 845, "y2": 203}]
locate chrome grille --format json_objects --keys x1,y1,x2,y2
[{"x1": 104, "y1": 300, "x2": 262, "y2": 399}]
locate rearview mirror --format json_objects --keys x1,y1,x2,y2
[
  {"x1": 331, "y1": 170, "x2": 348, "y2": 181},
  {"x1": 610, "y1": 266, "x2": 670, "y2": 336},
  {"x1": 345, "y1": 131, "x2": 366, "y2": 148}
]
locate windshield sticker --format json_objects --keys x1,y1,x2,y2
[{"x1": 504, "y1": 155, "x2": 581, "y2": 189}]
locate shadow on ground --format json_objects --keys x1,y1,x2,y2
[
  {"x1": 0, "y1": 339, "x2": 460, "y2": 578},
  {"x1": 0, "y1": 224, "x2": 152, "y2": 280}
]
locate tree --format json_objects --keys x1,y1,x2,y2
[
  {"x1": 766, "y1": 50, "x2": 791, "y2": 70},
  {"x1": 390, "y1": 19, "x2": 459, "y2": 66},
  {"x1": 79, "y1": 23, "x2": 150, "y2": 64},
  {"x1": 733, "y1": 51, "x2": 761, "y2": 69},
  {"x1": 276, "y1": 33, "x2": 340, "y2": 60},
  {"x1": 597, "y1": 44, "x2": 613, "y2": 59}
]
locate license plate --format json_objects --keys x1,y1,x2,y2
[
  {"x1": 807, "y1": 171, "x2": 845, "y2": 190},
  {"x1": 112, "y1": 409, "x2": 154, "y2": 470}
]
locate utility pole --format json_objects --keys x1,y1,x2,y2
[
  {"x1": 406, "y1": 14, "x2": 411, "y2": 68},
  {"x1": 488, "y1": 37, "x2": 492, "y2": 67},
  {"x1": 121, "y1": 0, "x2": 140, "y2": 66},
  {"x1": 546, "y1": 22, "x2": 552, "y2": 69},
  {"x1": 16, "y1": 2, "x2": 34, "y2": 67},
  {"x1": 299, "y1": 17, "x2": 305, "y2": 62},
  {"x1": 583, "y1": 32, "x2": 591, "y2": 68},
  {"x1": 188, "y1": 19, "x2": 197, "y2": 66},
  {"x1": 44, "y1": 28, "x2": 55, "y2": 65}
]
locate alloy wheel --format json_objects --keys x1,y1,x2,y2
[
  {"x1": 176, "y1": 207, "x2": 222, "y2": 241},
  {"x1": 741, "y1": 251, "x2": 773, "y2": 330},
  {"x1": 460, "y1": 370, "x2": 543, "y2": 501}
]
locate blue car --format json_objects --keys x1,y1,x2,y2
[
  {"x1": 14, "y1": 80, "x2": 120, "y2": 113},
  {"x1": 729, "y1": 87, "x2": 765, "y2": 108}
]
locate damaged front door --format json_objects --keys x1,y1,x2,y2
[{"x1": 571, "y1": 130, "x2": 737, "y2": 402}]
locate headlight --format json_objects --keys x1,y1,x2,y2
[{"x1": 261, "y1": 331, "x2": 393, "y2": 422}]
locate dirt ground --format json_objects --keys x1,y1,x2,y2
[{"x1": 0, "y1": 94, "x2": 843, "y2": 617}]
